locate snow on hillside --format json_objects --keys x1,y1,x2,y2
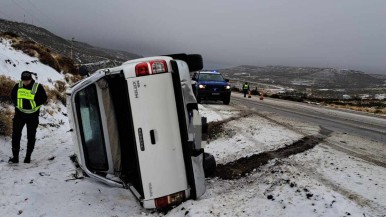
[{"x1": 0, "y1": 39, "x2": 64, "y2": 85}]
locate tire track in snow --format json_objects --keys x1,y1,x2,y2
[{"x1": 214, "y1": 134, "x2": 328, "y2": 180}]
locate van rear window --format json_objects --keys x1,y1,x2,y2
[
  {"x1": 75, "y1": 84, "x2": 108, "y2": 171},
  {"x1": 198, "y1": 74, "x2": 224, "y2": 81}
]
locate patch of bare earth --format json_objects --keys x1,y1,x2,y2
[{"x1": 214, "y1": 135, "x2": 327, "y2": 180}]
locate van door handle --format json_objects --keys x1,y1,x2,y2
[
  {"x1": 138, "y1": 128, "x2": 145, "y2": 151},
  {"x1": 150, "y1": 130, "x2": 156, "y2": 144}
]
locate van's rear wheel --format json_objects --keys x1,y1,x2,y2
[{"x1": 203, "y1": 153, "x2": 216, "y2": 177}]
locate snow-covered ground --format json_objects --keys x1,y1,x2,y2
[
  {"x1": 0, "y1": 41, "x2": 385, "y2": 217},
  {"x1": 1, "y1": 102, "x2": 385, "y2": 217}
]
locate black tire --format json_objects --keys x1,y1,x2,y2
[
  {"x1": 163, "y1": 53, "x2": 203, "y2": 72},
  {"x1": 196, "y1": 95, "x2": 201, "y2": 103},
  {"x1": 186, "y1": 54, "x2": 203, "y2": 72},
  {"x1": 201, "y1": 117, "x2": 208, "y2": 134},
  {"x1": 201, "y1": 117, "x2": 208, "y2": 141},
  {"x1": 191, "y1": 84, "x2": 196, "y2": 95},
  {"x1": 203, "y1": 153, "x2": 216, "y2": 177},
  {"x1": 223, "y1": 97, "x2": 230, "y2": 105}
]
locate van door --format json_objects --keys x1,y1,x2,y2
[
  {"x1": 72, "y1": 81, "x2": 123, "y2": 187},
  {"x1": 127, "y1": 73, "x2": 188, "y2": 200}
]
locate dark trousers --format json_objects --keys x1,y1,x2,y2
[
  {"x1": 11, "y1": 114, "x2": 39, "y2": 158},
  {"x1": 243, "y1": 90, "x2": 248, "y2": 97}
]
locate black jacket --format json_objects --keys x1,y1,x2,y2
[{"x1": 11, "y1": 79, "x2": 47, "y2": 117}]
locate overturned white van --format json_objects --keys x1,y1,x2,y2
[{"x1": 66, "y1": 54, "x2": 215, "y2": 209}]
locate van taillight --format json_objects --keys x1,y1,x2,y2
[
  {"x1": 135, "y1": 62, "x2": 150, "y2": 77},
  {"x1": 155, "y1": 191, "x2": 185, "y2": 209},
  {"x1": 150, "y1": 60, "x2": 168, "y2": 74},
  {"x1": 135, "y1": 60, "x2": 168, "y2": 77}
]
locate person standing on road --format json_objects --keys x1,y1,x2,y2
[
  {"x1": 243, "y1": 82, "x2": 250, "y2": 97},
  {"x1": 8, "y1": 71, "x2": 47, "y2": 164}
]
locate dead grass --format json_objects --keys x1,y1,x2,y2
[
  {"x1": 55, "y1": 55, "x2": 77, "y2": 74},
  {"x1": 0, "y1": 106, "x2": 14, "y2": 137},
  {"x1": 0, "y1": 31, "x2": 19, "y2": 39},
  {"x1": 9, "y1": 37, "x2": 79, "y2": 74},
  {"x1": 46, "y1": 80, "x2": 69, "y2": 105},
  {"x1": 328, "y1": 104, "x2": 386, "y2": 115},
  {"x1": 0, "y1": 75, "x2": 16, "y2": 103},
  {"x1": 64, "y1": 74, "x2": 82, "y2": 85},
  {"x1": 46, "y1": 85, "x2": 66, "y2": 105},
  {"x1": 55, "y1": 80, "x2": 67, "y2": 93},
  {"x1": 11, "y1": 38, "x2": 61, "y2": 72}
]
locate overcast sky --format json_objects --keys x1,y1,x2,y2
[{"x1": 1, "y1": 0, "x2": 386, "y2": 73}]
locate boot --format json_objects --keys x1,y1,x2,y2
[
  {"x1": 8, "y1": 156, "x2": 19, "y2": 164},
  {"x1": 24, "y1": 151, "x2": 32, "y2": 163},
  {"x1": 9, "y1": 149, "x2": 19, "y2": 164},
  {"x1": 24, "y1": 156, "x2": 31, "y2": 163}
]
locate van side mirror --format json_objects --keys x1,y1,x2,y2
[
  {"x1": 78, "y1": 65, "x2": 90, "y2": 76},
  {"x1": 225, "y1": 79, "x2": 229, "y2": 82}
]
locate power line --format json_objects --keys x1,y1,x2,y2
[
  {"x1": 9, "y1": 0, "x2": 45, "y2": 27},
  {"x1": 24, "y1": 0, "x2": 63, "y2": 28},
  {"x1": 0, "y1": 8, "x2": 13, "y2": 20},
  {"x1": 0, "y1": 8, "x2": 38, "y2": 43}
]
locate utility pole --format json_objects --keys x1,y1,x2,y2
[{"x1": 70, "y1": 37, "x2": 75, "y2": 59}]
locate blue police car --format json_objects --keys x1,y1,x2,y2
[{"x1": 192, "y1": 71, "x2": 231, "y2": 104}]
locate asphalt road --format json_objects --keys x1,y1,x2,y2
[{"x1": 231, "y1": 94, "x2": 386, "y2": 144}]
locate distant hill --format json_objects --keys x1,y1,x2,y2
[
  {"x1": 219, "y1": 65, "x2": 386, "y2": 89},
  {"x1": 0, "y1": 18, "x2": 142, "y2": 71}
]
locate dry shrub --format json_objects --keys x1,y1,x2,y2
[
  {"x1": 0, "y1": 31, "x2": 19, "y2": 38},
  {"x1": 0, "y1": 107, "x2": 14, "y2": 137},
  {"x1": 46, "y1": 87, "x2": 66, "y2": 105},
  {"x1": 38, "y1": 50, "x2": 61, "y2": 72},
  {"x1": 374, "y1": 109, "x2": 385, "y2": 114},
  {"x1": 64, "y1": 74, "x2": 82, "y2": 85},
  {"x1": 48, "y1": 80, "x2": 68, "y2": 104},
  {"x1": 0, "y1": 75, "x2": 16, "y2": 103},
  {"x1": 46, "y1": 109, "x2": 55, "y2": 116},
  {"x1": 24, "y1": 40, "x2": 36, "y2": 45},
  {"x1": 55, "y1": 80, "x2": 67, "y2": 92},
  {"x1": 12, "y1": 41, "x2": 61, "y2": 72},
  {"x1": 55, "y1": 55, "x2": 77, "y2": 74},
  {"x1": 329, "y1": 104, "x2": 386, "y2": 114},
  {"x1": 23, "y1": 48, "x2": 38, "y2": 57}
]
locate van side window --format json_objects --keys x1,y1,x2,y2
[{"x1": 75, "y1": 84, "x2": 108, "y2": 171}]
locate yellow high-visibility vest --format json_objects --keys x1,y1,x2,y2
[
  {"x1": 16, "y1": 81, "x2": 41, "y2": 114},
  {"x1": 243, "y1": 84, "x2": 249, "y2": 90}
]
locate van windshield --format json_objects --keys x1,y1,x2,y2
[
  {"x1": 75, "y1": 84, "x2": 108, "y2": 171},
  {"x1": 198, "y1": 74, "x2": 224, "y2": 81}
]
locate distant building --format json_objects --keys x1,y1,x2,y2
[
  {"x1": 374, "y1": 94, "x2": 386, "y2": 100},
  {"x1": 359, "y1": 94, "x2": 370, "y2": 99}
]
